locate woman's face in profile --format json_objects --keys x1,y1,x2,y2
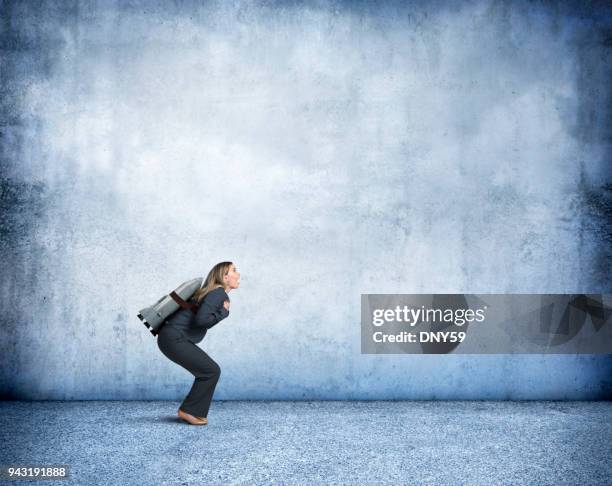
[{"x1": 225, "y1": 264, "x2": 240, "y2": 290}]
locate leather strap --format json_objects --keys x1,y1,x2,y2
[{"x1": 169, "y1": 291, "x2": 199, "y2": 314}]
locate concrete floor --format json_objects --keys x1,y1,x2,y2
[{"x1": 0, "y1": 400, "x2": 610, "y2": 485}]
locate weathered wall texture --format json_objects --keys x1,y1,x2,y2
[{"x1": 1, "y1": 0, "x2": 611, "y2": 399}]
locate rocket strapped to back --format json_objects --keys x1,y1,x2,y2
[{"x1": 137, "y1": 277, "x2": 204, "y2": 336}]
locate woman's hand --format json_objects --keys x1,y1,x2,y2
[{"x1": 223, "y1": 300, "x2": 230, "y2": 311}]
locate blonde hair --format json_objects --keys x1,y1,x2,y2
[{"x1": 191, "y1": 261, "x2": 233, "y2": 305}]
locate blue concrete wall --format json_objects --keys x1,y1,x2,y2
[{"x1": 1, "y1": 0, "x2": 611, "y2": 400}]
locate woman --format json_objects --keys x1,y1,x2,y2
[{"x1": 157, "y1": 261, "x2": 240, "y2": 425}]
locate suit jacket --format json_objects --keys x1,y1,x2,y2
[{"x1": 165, "y1": 287, "x2": 230, "y2": 343}]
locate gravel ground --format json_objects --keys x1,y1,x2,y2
[{"x1": 0, "y1": 400, "x2": 610, "y2": 485}]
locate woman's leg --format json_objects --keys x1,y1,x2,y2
[{"x1": 157, "y1": 325, "x2": 221, "y2": 418}]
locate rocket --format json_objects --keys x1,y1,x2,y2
[{"x1": 137, "y1": 277, "x2": 204, "y2": 336}]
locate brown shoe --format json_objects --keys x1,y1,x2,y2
[{"x1": 178, "y1": 408, "x2": 208, "y2": 425}]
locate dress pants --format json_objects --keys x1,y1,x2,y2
[{"x1": 157, "y1": 323, "x2": 221, "y2": 418}]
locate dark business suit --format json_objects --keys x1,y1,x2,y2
[{"x1": 157, "y1": 287, "x2": 230, "y2": 418}]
